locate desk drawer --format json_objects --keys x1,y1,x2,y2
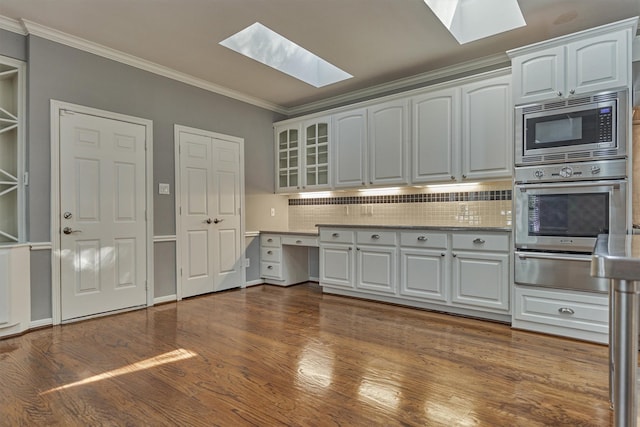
[
  {"x1": 282, "y1": 236, "x2": 319, "y2": 247},
  {"x1": 260, "y1": 262, "x2": 281, "y2": 279},
  {"x1": 261, "y1": 235, "x2": 281, "y2": 247},
  {"x1": 260, "y1": 247, "x2": 281, "y2": 262}
]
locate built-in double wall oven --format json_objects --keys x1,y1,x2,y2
[{"x1": 514, "y1": 89, "x2": 629, "y2": 294}]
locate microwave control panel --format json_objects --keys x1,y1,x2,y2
[
  {"x1": 515, "y1": 159, "x2": 627, "y2": 183},
  {"x1": 598, "y1": 107, "x2": 613, "y2": 142}
]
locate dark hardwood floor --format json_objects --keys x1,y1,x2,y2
[{"x1": 0, "y1": 282, "x2": 620, "y2": 426}]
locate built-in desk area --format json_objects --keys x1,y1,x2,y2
[
  {"x1": 259, "y1": 231, "x2": 319, "y2": 286},
  {"x1": 591, "y1": 234, "x2": 640, "y2": 427}
]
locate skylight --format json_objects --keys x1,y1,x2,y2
[
  {"x1": 220, "y1": 22, "x2": 353, "y2": 88},
  {"x1": 424, "y1": 0, "x2": 526, "y2": 44}
]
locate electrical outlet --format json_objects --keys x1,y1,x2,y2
[
  {"x1": 158, "y1": 183, "x2": 170, "y2": 195},
  {"x1": 270, "y1": 208, "x2": 275, "y2": 216},
  {"x1": 245, "y1": 258, "x2": 250, "y2": 267}
]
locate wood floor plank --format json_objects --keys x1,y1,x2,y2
[{"x1": 0, "y1": 282, "x2": 624, "y2": 426}]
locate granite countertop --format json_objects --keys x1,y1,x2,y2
[
  {"x1": 315, "y1": 224, "x2": 512, "y2": 232},
  {"x1": 259, "y1": 230, "x2": 319, "y2": 236}
]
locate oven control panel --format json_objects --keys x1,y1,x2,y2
[{"x1": 515, "y1": 159, "x2": 627, "y2": 183}]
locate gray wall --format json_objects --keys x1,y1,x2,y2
[{"x1": 12, "y1": 34, "x2": 284, "y2": 319}]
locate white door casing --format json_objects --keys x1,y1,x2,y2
[
  {"x1": 175, "y1": 125, "x2": 245, "y2": 299},
  {"x1": 51, "y1": 101, "x2": 154, "y2": 324}
]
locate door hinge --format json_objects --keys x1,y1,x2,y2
[
  {"x1": 180, "y1": 268, "x2": 183, "y2": 276},
  {"x1": 23, "y1": 172, "x2": 29, "y2": 186},
  {"x1": 179, "y1": 206, "x2": 182, "y2": 215}
]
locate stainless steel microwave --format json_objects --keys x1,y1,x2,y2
[{"x1": 515, "y1": 89, "x2": 627, "y2": 165}]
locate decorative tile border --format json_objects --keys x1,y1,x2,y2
[{"x1": 289, "y1": 190, "x2": 512, "y2": 206}]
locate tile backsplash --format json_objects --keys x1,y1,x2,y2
[{"x1": 288, "y1": 181, "x2": 512, "y2": 230}]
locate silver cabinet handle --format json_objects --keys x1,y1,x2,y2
[
  {"x1": 63, "y1": 227, "x2": 82, "y2": 235},
  {"x1": 417, "y1": 236, "x2": 427, "y2": 242},
  {"x1": 332, "y1": 233, "x2": 340, "y2": 238},
  {"x1": 441, "y1": 253, "x2": 446, "y2": 257},
  {"x1": 558, "y1": 307, "x2": 575, "y2": 315},
  {"x1": 462, "y1": 174, "x2": 467, "y2": 179},
  {"x1": 473, "y1": 238, "x2": 485, "y2": 244},
  {"x1": 557, "y1": 91, "x2": 562, "y2": 97},
  {"x1": 371, "y1": 234, "x2": 380, "y2": 240},
  {"x1": 267, "y1": 250, "x2": 273, "y2": 255},
  {"x1": 296, "y1": 240, "x2": 302, "y2": 244},
  {"x1": 267, "y1": 238, "x2": 273, "y2": 242},
  {"x1": 450, "y1": 176, "x2": 455, "y2": 180},
  {"x1": 348, "y1": 247, "x2": 352, "y2": 251},
  {"x1": 452, "y1": 253, "x2": 457, "y2": 257},
  {"x1": 569, "y1": 89, "x2": 575, "y2": 95},
  {"x1": 267, "y1": 265, "x2": 273, "y2": 270}
]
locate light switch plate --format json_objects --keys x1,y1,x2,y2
[{"x1": 158, "y1": 183, "x2": 170, "y2": 195}]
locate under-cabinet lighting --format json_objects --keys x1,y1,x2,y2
[
  {"x1": 220, "y1": 22, "x2": 353, "y2": 88},
  {"x1": 426, "y1": 182, "x2": 480, "y2": 190},
  {"x1": 358, "y1": 187, "x2": 402, "y2": 196},
  {"x1": 298, "y1": 191, "x2": 333, "y2": 199},
  {"x1": 423, "y1": 0, "x2": 525, "y2": 44}
]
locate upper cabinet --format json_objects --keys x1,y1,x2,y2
[
  {"x1": 275, "y1": 117, "x2": 331, "y2": 192},
  {"x1": 0, "y1": 55, "x2": 25, "y2": 243},
  {"x1": 461, "y1": 74, "x2": 512, "y2": 180},
  {"x1": 412, "y1": 72, "x2": 512, "y2": 183},
  {"x1": 367, "y1": 99, "x2": 409, "y2": 186},
  {"x1": 333, "y1": 109, "x2": 367, "y2": 188},
  {"x1": 509, "y1": 19, "x2": 635, "y2": 105}
]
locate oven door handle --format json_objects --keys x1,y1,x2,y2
[
  {"x1": 517, "y1": 181, "x2": 622, "y2": 191},
  {"x1": 515, "y1": 251, "x2": 592, "y2": 262}
]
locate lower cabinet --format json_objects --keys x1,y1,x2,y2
[
  {"x1": 0, "y1": 244, "x2": 30, "y2": 338},
  {"x1": 260, "y1": 234, "x2": 318, "y2": 286},
  {"x1": 319, "y1": 227, "x2": 511, "y2": 321},
  {"x1": 513, "y1": 285, "x2": 608, "y2": 344}
]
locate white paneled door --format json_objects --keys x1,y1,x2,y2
[
  {"x1": 178, "y1": 127, "x2": 243, "y2": 298},
  {"x1": 59, "y1": 111, "x2": 147, "y2": 321}
]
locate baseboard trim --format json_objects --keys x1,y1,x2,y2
[
  {"x1": 154, "y1": 294, "x2": 177, "y2": 304},
  {"x1": 29, "y1": 318, "x2": 53, "y2": 329},
  {"x1": 245, "y1": 279, "x2": 264, "y2": 287}
]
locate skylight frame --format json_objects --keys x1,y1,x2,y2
[{"x1": 219, "y1": 22, "x2": 353, "y2": 88}]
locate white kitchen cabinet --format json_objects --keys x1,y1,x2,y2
[
  {"x1": 355, "y1": 230, "x2": 397, "y2": 295},
  {"x1": 411, "y1": 87, "x2": 459, "y2": 183},
  {"x1": 461, "y1": 74, "x2": 512, "y2": 181},
  {"x1": 274, "y1": 124, "x2": 301, "y2": 192},
  {"x1": 513, "y1": 285, "x2": 608, "y2": 344},
  {"x1": 0, "y1": 56, "x2": 25, "y2": 243},
  {"x1": 399, "y1": 231, "x2": 448, "y2": 303},
  {"x1": 367, "y1": 99, "x2": 408, "y2": 186},
  {"x1": 333, "y1": 109, "x2": 367, "y2": 188},
  {"x1": 0, "y1": 244, "x2": 30, "y2": 338},
  {"x1": 510, "y1": 22, "x2": 633, "y2": 104},
  {"x1": 450, "y1": 233, "x2": 510, "y2": 313},
  {"x1": 319, "y1": 229, "x2": 355, "y2": 289},
  {"x1": 411, "y1": 72, "x2": 511, "y2": 184},
  {"x1": 302, "y1": 117, "x2": 330, "y2": 190}
]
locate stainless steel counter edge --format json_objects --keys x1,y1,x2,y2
[
  {"x1": 592, "y1": 234, "x2": 640, "y2": 281},
  {"x1": 315, "y1": 224, "x2": 512, "y2": 232}
]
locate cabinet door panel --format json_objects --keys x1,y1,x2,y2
[
  {"x1": 451, "y1": 251, "x2": 509, "y2": 312},
  {"x1": 400, "y1": 248, "x2": 447, "y2": 302},
  {"x1": 356, "y1": 246, "x2": 396, "y2": 294},
  {"x1": 303, "y1": 118, "x2": 331, "y2": 190},
  {"x1": 368, "y1": 100, "x2": 408, "y2": 185},
  {"x1": 461, "y1": 75, "x2": 512, "y2": 180},
  {"x1": 411, "y1": 88, "x2": 458, "y2": 183},
  {"x1": 512, "y1": 46, "x2": 565, "y2": 104},
  {"x1": 567, "y1": 30, "x2": 628, "y2": 95},
  {"x1": 333, "y1": 109, "x2": 367, "y2": 188},
  {"x1": 274, "y1": 125, "x2": 301, "y2": 192},
  {"x1": 320, "y1": 245, "x2": 354, "y2": 288}
]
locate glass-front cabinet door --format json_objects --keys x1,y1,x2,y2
[
  {"x1": 275, "y1": 125, "x2": 301, "y2": 192},
  {"x1": 304, "y1": 118, "x2": 330, "y2": 190}
]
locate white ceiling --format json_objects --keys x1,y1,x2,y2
[{"x1": 0, "y1": 0, "x2": 638, "y2": 113}]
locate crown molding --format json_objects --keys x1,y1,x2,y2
[
  {"x1": 20, "y1": 19, "x2": 288, "y2": 114},
  {"x1": 286, "y1": 52, "x2": 510, "y2": 116},
  {"x1": 0, "y1": 15, "x2": 27, "y2": 35}
]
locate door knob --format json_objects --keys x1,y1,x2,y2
[
  {"x1": 213, "y1": 218, "x2": 224, "y2": 224},
  {"x1": 205, "y1": 218, "x2": 212, "y2": 224},
  {"x1": 63, "y1": 227, "x2": 81, "y2": 235},
  {"x1": 63, "y1": 212, "x2": 73, "y2": 219}
]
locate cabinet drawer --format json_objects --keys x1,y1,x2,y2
[
  {"x1": 261, "y1": 235, "x2": 281, "y2": 247},
  {"x1": 452, "y1": 233, "x2": 508, "y2": 251},
  {"x1": 400, "y1": 231, "x2": 447, "y2": 248},
  {"x1": 320, "y1": 229, "x2": 354, "y2": 244},
  {"x1": 260, "y1": 261, "x2": 281, "y2": 279},
  {"x1": 260, "y1": 247, "x2": 281, "y2": 262},
  {"x1": 282, "y1": 236, "x2": 319, "y2": 247},
  {"x1": 357, "y1": 230, "x2": 397, "y2": 246},
  {"x1": 514, "y1": 286, "x2": 608, "y2": 334}
]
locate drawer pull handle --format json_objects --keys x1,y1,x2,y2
[
  {"x1": 417, "y1": 236, "x2": 428, "y2": 242},
  {"x1": 452, "y1": 253, "x2": 457, "y2": 257},
  {"x1": 267, "y1": 238, "x2": 273, "y2": 242},
  {"x1": 441, "y1": 253, "x2": 446, "y2": 257},
  {"x1": 558, "y1": 307, "x2": 575, "y2": 315},
  {"x1": 267, "y1": 265, "x2": 273, "y2": 270},
  {"x1": 473, "y1": 238, "x2": 485, "y2": 244},
  {"x1": 371, "y1": 234, "x2": 380, "y2": 240},
  {"x1": 267, "y1": 250, "x2": 273, "y2": 255},
  {"x1": 332, "y1": 233, "x2": 340, "y2": 238},
  {"x1": 296, "y1": 240, "x2": 302, "y2": 244}
]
